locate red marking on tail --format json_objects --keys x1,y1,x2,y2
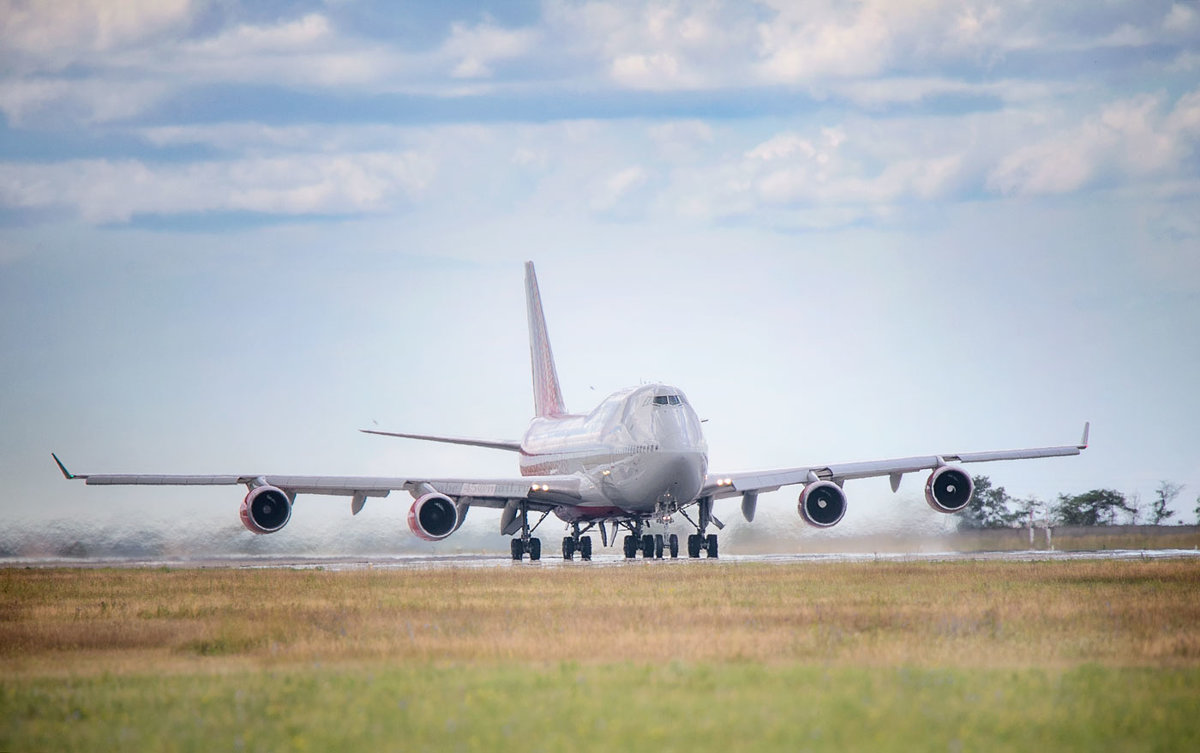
[{"x1": 525, "y1": 261, "x2": 567, "y2": 418}]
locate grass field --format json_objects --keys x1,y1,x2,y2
[{"x1": 3, "y1": 559, "x2": 1200, "y2": 751}]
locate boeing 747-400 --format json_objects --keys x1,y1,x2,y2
[{"x1": 54, "y1": 262, "x2": 1088, "y2": 560}]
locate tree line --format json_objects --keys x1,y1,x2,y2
[{"x1": 959, "y1": 477, "x2": 1196, "y2": 529}]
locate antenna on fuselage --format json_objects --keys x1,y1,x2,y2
[{"x1": 525, "y1": 261, "x2": 567, "y2": 418}]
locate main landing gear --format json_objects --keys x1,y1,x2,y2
[
  {"x1": 511, "y1": 537, "x2": 541, "y2": 561},
  {"x1": 685, "y1": 533, "x2": 719, "y2": 559},
  {"x1": 562, "y1": 522, "x2": 593, "y2": 561},
  {"x1": 510, "y1": 501, "x2": 549, "y2": 562},
  {"x1": 680, "y1": 496, "x2": 720, "y2": 558}
]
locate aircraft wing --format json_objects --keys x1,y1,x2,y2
[
  {"x1": 358, "y1": 429, "x2": 523, "y2": 452},
  {"x1": 702, "y1": 423, "x2": 1090, "y2": 500},
  {"x1": 51, "y1": 454, "x2": 581, "y2": 511}
]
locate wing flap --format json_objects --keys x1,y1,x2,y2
[{"x1": 85, "y1": 474, "x2": 244, "y2": 486}]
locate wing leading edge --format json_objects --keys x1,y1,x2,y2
[
  {"x1": 51, "y1": 453, "x2": 580, "y2": 511},
  {"x1": 703, "y1": 422, "x2": 1090, "y2": 499},
  {"x1": 358, "y1": 429, "x2": 523, "y2": 452}
]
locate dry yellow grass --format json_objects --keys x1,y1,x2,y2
[{"x1": 3, "y1": 559, "x2": 1199, "y2": 676}]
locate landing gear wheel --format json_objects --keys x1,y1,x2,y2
[
  {"x1": 562, "y1": 537, "x2": 575, "y2": 561},
  {"x1": 529, "y1": 538, "x2": 542, "y2": 561},
  {"x1": 623, "y1": 535, "x2": 638, "y2": 559},
  {"x1": 668, "y1": 534, "x2": 679, "y2": 559},
  {"x1": 641, "y1": 534, "x2": 655, "y2": 559},
  {"x1": 511, "y1": 538, "x2": 524, "y2": 561},
  {"x1": 579, "y1": 536, "x2": 592, "y2": 561},
  {"x1": 705, "y1": 533, "x2": 718, "y2": 559},
  {"x1": 687, "y1": 534, "x2": 701, "y2": 558},
  {"x1": 654, "y1": 534, "x2": 664, "y2": 559}
]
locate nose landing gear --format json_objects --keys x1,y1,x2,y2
[{"x1": 616, "y1": 520, "x2": 679, "y2": 559}]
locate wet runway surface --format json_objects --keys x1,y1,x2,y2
[{"x1": 6, "y1": 548, "x2": 1199, "y2": 570}]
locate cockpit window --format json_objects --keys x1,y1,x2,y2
[{"x1": 653, "y1": 395, "x2": 683, "y2": 406}]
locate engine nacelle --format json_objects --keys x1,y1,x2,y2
[
  {"x1": 240, "y1": 485, "x2": 292, "y2": 534},
  {"x1": 925, "y1": 466, "x2": 974, "y2": 513},
  {"x1": 798, "y1": 480, "x2": 847, "y2": 528},
  {"x1": 407, "y1": 493, "x2": 460, "y2": 541}
]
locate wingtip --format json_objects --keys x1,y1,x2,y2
[
  {"x1": 1079, "y1": 421, "x2": 1090, "y2": 450},
  {"x1": 51, "y1": 452, "x2": 76, "y2": 480}
]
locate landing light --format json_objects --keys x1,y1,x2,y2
[
  {"x1": 715, "y1": 477, "x2": 734, "y2": 487},
  {"x1": 530, "y1": 483, "x2": 551, "y2": 493}
]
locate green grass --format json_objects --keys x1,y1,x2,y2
[
  {"x1": 5, "y1": 664, "x2": 1198, "y2": 752},
  {"x1": 3, "y1": 560, "x2": 1199, "y2": 751}
]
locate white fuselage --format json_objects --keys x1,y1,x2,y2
[{"x1": 518, "y1": 384, "x2": 708, "y2": 519}]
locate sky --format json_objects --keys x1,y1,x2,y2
[{"x1": 1, "y1": 0, "x2": 1198, "y2": 555}]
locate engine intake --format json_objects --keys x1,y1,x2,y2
[
  {"x1": 240, "y1": 485, "x2": 292, "y2": 534},
  {"x1": 798, "y1": 480, "x2": 847, "y2": 528},
  {"x1": 925, "y1": 466, "x2": 974, "y2": 513},
  {"x1": 408, "y1": 493, "x2": 461, "y2": 541}
]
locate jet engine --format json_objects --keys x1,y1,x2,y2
[
  {"x1": 798, "y1": 480, "x2": 847, "y2": 527},
  {"x1": 240, "y1": 485, "x2": 292, "y2": 534},
  {"x1": 925, "y1": 466, "x2": 974, "y2": 513},
  {"x1": 407, "y1": 492, "x2": 461, "y2": 541}
]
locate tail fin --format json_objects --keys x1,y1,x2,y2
[{"x1": 524, "y1": 261, "x2": 567, "y2": 418}]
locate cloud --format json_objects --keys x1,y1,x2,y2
[
  {"x1": 0, "y1": 152, "x2": 435, "y2": 223},
  {"x1": 441, "y1": 18, "x2": 538, "y2": 78},
  {"x1": 611, "y1": 51, "x2": 681, "y2": 88},
  {"x1": 755, "y1": 0, "x2": 894, "y2": 82},
  {"x1": 0, "y1": 76, "x2": 168, "y2": 125},
  {"x1": 0, "y1": 11, "x2": 403, "y2": 125},
  {"x1": 591, "y1": 164, "x2": 649, "y2": 211},
  {"x1": 191, "y1": 12, "x2": 333, "y2": 54},
  {"x1": 710, "y1": 121, "x2": 971, "y2": 214},
  {"x1": 545, "y1": 0, "x2": 758, "y2": 89},
  {"x1": 1164, "y1": 2, "x2": 1199, "y2": 34},
  {"x1": 988, "y1": 90, "x2": 1200, "y2": 196},
  {"x1": 3, "y1": 80, "x2": 1197, "y2": 233},
  {"x1": 0, "y1": 0, "x2": 194, "y2": 68},
  {"x1": 3, "y1": 0, "x2": 1198, "y2": 133}
]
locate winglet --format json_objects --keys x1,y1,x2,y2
[
  {"x1": 51, "y1": 453, "x2": 84, "y2": 480},
  {"x1": 1078, "y1": 422, "x2": 1090, "y2": 450}
]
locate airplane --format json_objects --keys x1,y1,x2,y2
[{"x1": 53, "y1": 261, "x2": 1089, "y2": 561}]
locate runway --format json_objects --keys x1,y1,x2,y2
[{"x1": 6, "y1": 548, "x2": 1199, "y2": 570}]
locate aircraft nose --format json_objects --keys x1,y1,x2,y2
[{"x1": 660, "y1": 451, "x2": 705, "y2": 504}]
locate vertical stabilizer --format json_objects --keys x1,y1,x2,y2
[{"x1": 525, "y1": 261, "x2": 567, "y2": 418}]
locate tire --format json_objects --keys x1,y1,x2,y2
[
  {"x1": 654, "y1": 534, "x2": 664, "y2": 559},
  {"x1": 580, "y1": 536, "x2": 592, "y2": 561},
  {"x1": 705, "y1": 533, "x2": 718, "y2": 559},
  {"x1": 511, "y1": 538, "x2": 523, "y2": 561},
  {"x1": 623, "y1": 535, "x2": 637, "y2": 559},
  {"x1": 687, "y1": 534, "x2": 700, "y2": 558},
  {"x1": 669, "y1": 534, "x2": 679, "y2": 559},
  {"x1": 641, "y1": 534, "x2": 655, "y2": 558},
  {"x1": 529, "y1": 538, "x2": 542, "y2": 561},
  {"x1": 562, "y1": 537, "x2": 575, "y2": 560}
]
